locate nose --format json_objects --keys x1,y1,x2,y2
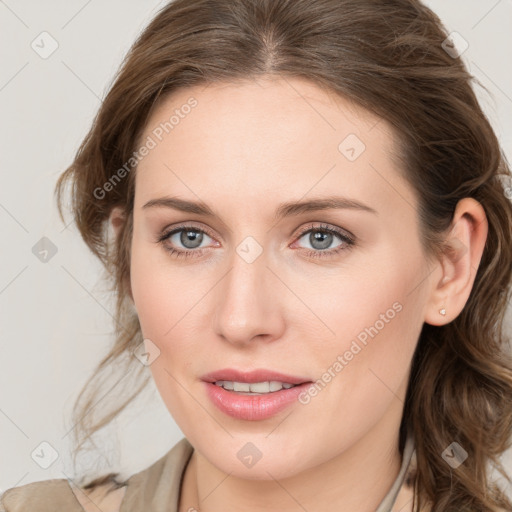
[{"x1": 212, "y1": 249, "x2": 286, "y2": 347}]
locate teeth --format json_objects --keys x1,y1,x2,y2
[
  {"x1": 233, "y1": 382, "x2": 251, "y2": 392},
  {"x1": 214, "y1": 380, "x2": 297, "y2": 394},
  {"x1": 269, "y1": 381, "x2": 283, "y2": 392}
]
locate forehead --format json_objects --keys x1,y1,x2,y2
[
  {"x1": 133, "y1": 76, "x2": 413, "y2": 217},
  {"x1": 139, "y1": 76, "x2": 384, "y2": 153}
]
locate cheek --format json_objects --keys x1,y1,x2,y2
[
  {"x1": 130, "y1": 239, "x2": 192, "y2": 338},
  {"x1": 299, "y1": 245, "x2": 428, "y2": 431},
  {"x1": 129, "y1": 242, "x2": 207, "y2": 388},
  {"x1": 130, "y1": 248, "x2": 200, "y2": 423}
]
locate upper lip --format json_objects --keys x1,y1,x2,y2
[{"x1": 201, "y1": 368, "x2": 312, "y2": 385}]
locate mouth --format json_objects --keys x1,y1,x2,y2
[
  {"x1": 202, "y1": 373, "x2": 314, "y2": 421},
  {"x1": 201, "y1": 368, "x2": 312, "y2": 389}
]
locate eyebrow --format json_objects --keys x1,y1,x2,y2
[{"x1": 142, "y1": 195, "x2": 378, "y2": 220}]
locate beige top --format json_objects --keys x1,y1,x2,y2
[{"x1": 0, "y1": 432, "x2": 417, "y2": 511}]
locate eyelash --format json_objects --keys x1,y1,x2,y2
[{"x1": 156, "y1": 222, "x2": 356, "y2": 260}]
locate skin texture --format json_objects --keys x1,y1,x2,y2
[{"x1": 108, "y1": 76, "x2": 488, "y2": 512}]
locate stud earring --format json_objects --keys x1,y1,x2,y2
[{"x1": 439, "y1": 307, "x2": 446, "y2": 316}]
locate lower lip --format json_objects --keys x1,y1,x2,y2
[{"x1": 203, "y1": 381, "x2": 312, "y2": 421}]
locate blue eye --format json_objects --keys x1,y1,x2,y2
[
  {"x1": 167, "y1": 228, "x2": 211, "y2": 250},
  {"x1": 157, "y1": 222, "x2": 355, "y2": 260},
  {"x1": 157, "y1": 225, "x2": 214, "y2": 259},
  {"x1": 293, "y1": 223, "x2": 355, "y2": 258}
]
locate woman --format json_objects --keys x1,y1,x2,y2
[{"x1": 2, "y1": 0, "x2": 511, "y2": 511}]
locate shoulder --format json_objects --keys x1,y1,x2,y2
[
  {"x1": 1, "y1": 438, "x2": 193, "y2": 512},
  {"x1": 0, "y1": 479, "x2": 126, "y2": 512},
  {"x1": 1, "y1": 479, "x2": 82, "y2": 511}
]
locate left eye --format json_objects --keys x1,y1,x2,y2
[{"x1": 295, "y1": 228, "x2": 348, "y2": 252}]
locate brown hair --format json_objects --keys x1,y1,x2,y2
[{"x1": 55, "y1": 0, "x2": 512, "y2": 509}]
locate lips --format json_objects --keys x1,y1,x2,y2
[
  {"x1": 200, "y1": 368, "x2": 312, "y2": 385},
  {"x1": 203, "y1": 380, "x2": 314, "y2": 421}
]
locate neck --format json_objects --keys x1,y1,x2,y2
[{"x1": 178, "y1": 413, "x2": 405, "y2": 512}]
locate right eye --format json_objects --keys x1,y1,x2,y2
[{"x1": 157, "y1": 224, "x2": 218, "y2": 259}]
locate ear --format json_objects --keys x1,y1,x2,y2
[
  {"x1": 108, "y1": 206, "x2": 134, "y2": 303},
  {"x1": 424, "y1": 197, "x2": 488, "y2": 326},
  {"x1": 109, "y1": 205, "x2": 126, "y2": 240}
]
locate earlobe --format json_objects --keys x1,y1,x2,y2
[{"x1": 424, "y1": 198, "x2": 488, "y2": 326}]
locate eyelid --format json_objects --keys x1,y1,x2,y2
[
  {"x1": 293, "y1": 222, "x2": 355, "y2": 245},
  {"x1": 158, "y1": 221, "x2": 217, "y2": 243}
]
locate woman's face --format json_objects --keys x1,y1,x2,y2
[{"x1": 129, "y1": 76, "x2": 435, "y2": 479}]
